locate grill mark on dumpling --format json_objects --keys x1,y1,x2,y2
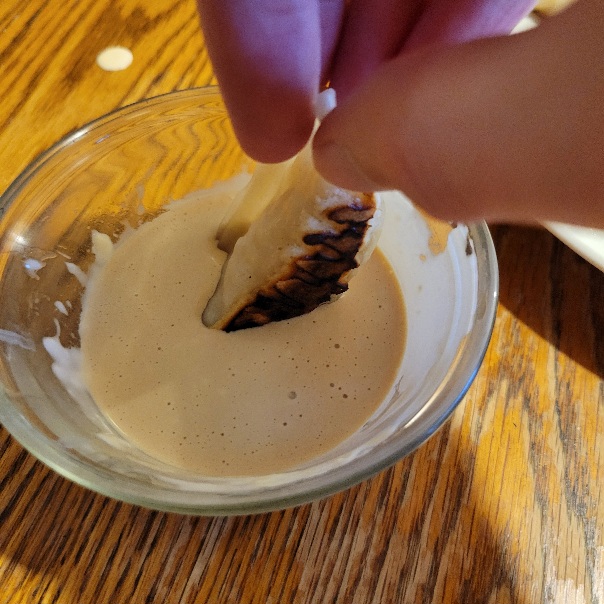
[{"x1": 328, "y1": 205, "x2": 375, "y2": 224}]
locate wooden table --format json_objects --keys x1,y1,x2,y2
[{"x1": 1, "y1": 1, "x2": 603, "y2": 602}]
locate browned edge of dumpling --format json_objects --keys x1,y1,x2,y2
[{"x1": 220, "y1": 193, "x2": 377, "y2": 332}]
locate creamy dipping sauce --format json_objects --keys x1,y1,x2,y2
[{"x1": 77, "y1": 187, "x2": 406, "y2": 476}]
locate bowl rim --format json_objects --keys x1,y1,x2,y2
[
  {"x1": 1, "y1": 87, "x2": 223, "y2": 209},
  {"x1": 0, "y1": 88, "x2": 499, "y2": 515}
]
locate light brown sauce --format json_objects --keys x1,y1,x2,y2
[{"x1": 80, "y1": 190, "x2": 406, "y2": 476}]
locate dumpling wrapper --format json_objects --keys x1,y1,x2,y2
[
  {"x1": 203, "y1": 90, "x2": 383, "y2": 331},
  {"x1": 202, "y1": 142, "x2": 383, "y2": 331}
]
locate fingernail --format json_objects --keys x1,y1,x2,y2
[{"x1": 313, "y1": 139, "x2": 386, "y2": 192}]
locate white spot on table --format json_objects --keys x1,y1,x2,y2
[{"x1": 96, "y1": 46, "x2": 133, "y2": 72}]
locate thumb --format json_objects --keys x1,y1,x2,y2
[{"x1": 313, "y1": 0, "x2": 604, "y2": 226}]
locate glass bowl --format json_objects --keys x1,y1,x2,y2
[{"x1": 0, "y1": 87, "x2": 498, "y2": 515}]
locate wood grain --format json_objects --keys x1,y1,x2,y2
[{"x1": 1, "y1": 1, "x2": 603, "y2": 603}]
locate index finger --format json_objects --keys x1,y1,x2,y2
[{"x1": 197, "y1": 0, "x2": 324, "y2": 162}]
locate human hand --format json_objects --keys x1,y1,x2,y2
[
  {"x1": 197, "y1": 0, "x2": 604, "y2": 226},
  {"x1": 196, "y1": 0, "x2": 534, "y2": 162}
]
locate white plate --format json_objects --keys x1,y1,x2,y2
[{"x1": 545, "y1": 223, "x2": 604, "y2": 272}]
